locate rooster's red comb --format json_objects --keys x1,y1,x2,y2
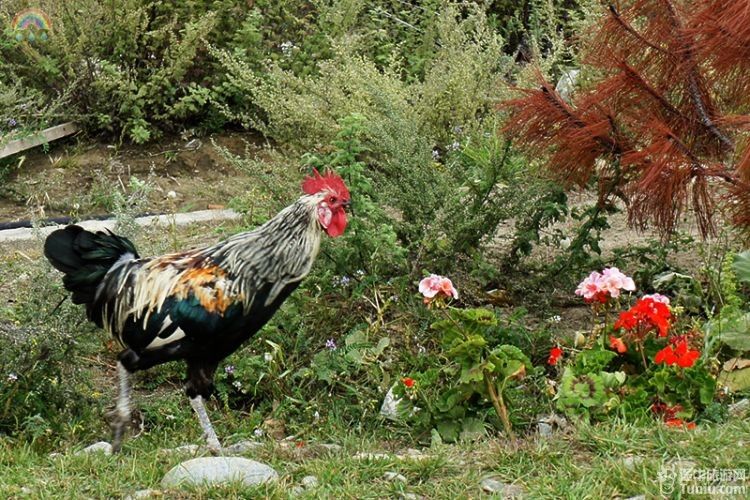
[{"x1": 302, "y1": 168, "x2": 350, "y2": 199}]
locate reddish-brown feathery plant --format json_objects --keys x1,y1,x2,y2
[{"x1": 502, "y1": 0, "x2": 750, "y2": 237}]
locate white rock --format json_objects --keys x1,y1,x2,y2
[
  {"x1": 224, "y1": 440, "x2": 263, "y2": 455},
  {"x1": 161, "y1": 457, "x2": 278, "y2": 488},
  {"x1": 729, "y1": 398, "x2": 750, "y2": 417},
  {"x1": 166, "y1": 190, "x2": 177, "y2": 199},
  {"x1": 384, "y1": 471, "x2": 407, "y2": 483},
  {"x1": 537, "y1": 414, "x2": 568, "y2": 438},
  {"x1": 624, "y1": 496, "x2": 645, "y2": 500},
  {"x1": 301, "y1": 475, "x2": 319, "y2": 488},
  {"x1": 124, "y1": 489, "x2": 161, "y2": 499},
  {"x1": 480, "y1": 478, "x2": 525, "y2": 497},
  {"x1": 76, "y1": 441, "x2": 113, "y2": 455}
]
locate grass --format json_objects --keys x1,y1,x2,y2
[{"x1": 1, "y1": 418, "x2": 749, "y2": 497}]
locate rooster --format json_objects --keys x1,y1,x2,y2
[{"x1": 43, "y1": 170, "x2": 350, "y2": 452}]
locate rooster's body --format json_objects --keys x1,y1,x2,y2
[{"x1": 44, "y1": 171, "x2": 350, "y2": 452}]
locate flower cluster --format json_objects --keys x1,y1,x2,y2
[
  {"x1": 654, "y1": 337, "x2": 700, "y2": 368},
  {"x1": 575, "y1": 267, "x2": 635, "y2": 303},
  {"x1": 418, "y1": 274, "x2": 458, "y2": 304},
  {"x1": 613, "y1": 296, "x2": 671, "y2": 338}
]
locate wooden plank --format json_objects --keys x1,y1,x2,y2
[{"x1": 0, "y1": 122, "x2": 79, "y2": 160}]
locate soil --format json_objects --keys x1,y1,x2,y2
[{"x1": 0, "y1": 131, "x2": 266, "y2": 222}]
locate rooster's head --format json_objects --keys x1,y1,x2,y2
[{"x1": 302, "y1": 169, "x2": 351, "y2": 237}]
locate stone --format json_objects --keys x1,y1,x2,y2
[
  {"x1": 161, "y1": 457, "x2": 278, "y2": 488},
  {"x1": 384, "y1": 471, "x2": 407, "y2": 483},
  {"x1": 480, "y1": 478, "x2": 525, "y2": 497},
  {"x1": 124, "y1": 489, "x2": 161, "y2": 499},
  {"x1": 224, "y1": 440, "x2": 263, "y2": 455},
  {"x1": 76, "y1": 441, "x2": 112, "y2": 456},
  {"x1": 301, "y1": 475, "x2": 319, "y2": 488},
  {"x1": 729, "y1": 398, "x2": 750, "y2": 417},
  {"x1": 624, "y1": 495, "x2": 645, "y2": 500},
  {"x1": 536, "y1": 414, "x2": 568, "y2": 437}
]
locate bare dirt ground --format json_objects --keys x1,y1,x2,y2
[{"x1": 0, "y1": 131, "x2": 265, "y2": 222}]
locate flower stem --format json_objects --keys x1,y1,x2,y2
[{"x1": 484, "y1": 370, "x2": 514, "y2": 438}]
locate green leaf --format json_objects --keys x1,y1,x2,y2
[
  {"x1": 459, "y1": 417, "x2": 487, "y2": 441},
  {"x1": 435, "y1": 420, "x2": 460, "y2": 443},
  {"x1": 732, "y1": 250, "x2": 750, "y2": 283},
  {"x1": 705, "y1": 311, "x2": 750, "y2": 351},
  {"x1": 722, "y1": 367, "x2": 750, "y2": 392},
  {"x1": 372, "y1": 337, "x2": 390, "y2": 356},
  {"x1": 573, "y1": 348, "x2": 617, "y2": 374}
]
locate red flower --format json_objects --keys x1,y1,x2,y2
[
  {"x1": 613, "y1": 297, "x2": 671, "y2": 337},
  {"x1": 402, "y1": 377, "x2": 416, "y2": 388},
  {"x1": 548, "y1": 347, "x2": 563, "y2": 366},
  {"x1": 609, "y1": 336, "x2": 627, "y2": 354},
  {"x1": 654, "y1": 338, "x2": 700, "y2": 368},
  {"x1": 665, "y1": 418, "x2": 696, "y2": 430}
]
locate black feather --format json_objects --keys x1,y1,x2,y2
[{"x1": 44, "y1": 225, "x2": 140, "y2": 306}]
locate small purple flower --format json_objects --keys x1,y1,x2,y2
[
  {"x1": 224, "y1": 365, "x2": 235, "y2": 375},
  {"x1": 325, "y1": 339, "x2": 337, "y2": 351},
  {"x1": 7, "y1": 118, "x2": 17, "y2": 127},
  {"x1": 337, "y1": 275, "x2": 351, "y2": 287}
]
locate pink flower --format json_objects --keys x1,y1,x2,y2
[
  {"x1": 575, "y1": 268, "x2": 635, "y2": 302},
  {"x1": 575, "y1": 271, "x2": 603, "y2": 300},
  {"x1": 419, "y1": 274, "x2": 458, "y2": 301},
  {"x1": 600, "y1": 267, "x2": 635, "y2": 298},
  {"x1": 642, "y1": 293, "x2": 670, "y2": 305}
]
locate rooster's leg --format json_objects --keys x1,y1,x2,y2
[
  {"x1": 186, "y1": 360, "x2": 221, "y2": 453},
  {"x1": 189, "y1": 395, "x2": 222, "y2": 454},
  {"x1": 111, "y1": 361, "x2": 132, "y2": 452}
]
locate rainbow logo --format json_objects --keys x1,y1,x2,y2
[{"x1": 11, "y1": 8, "x2": 52, "y2": 42}]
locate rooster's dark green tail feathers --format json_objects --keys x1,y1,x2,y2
[{"x1": 44, "y1": 225, "x2": 139, "y2": 305}]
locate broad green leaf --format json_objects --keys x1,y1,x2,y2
[
  {"x1": 732, "y1": 250, "x2": 750, "y2": 283},
  {"x1": 436, "y1": 420, "x2": 460, "y2": 443},
  {"x1": 722, "y1": 367, "x2": 750, "y2": 392},
  {"x1": 459, "y1": 417, "x2": 487, "y2": 441},
  {"x1": 705, "y1": 311, "x2": 750, "y2": 351},
  {"x1": 372, "y1": 337, "x2": 391, "y2": 356}
]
